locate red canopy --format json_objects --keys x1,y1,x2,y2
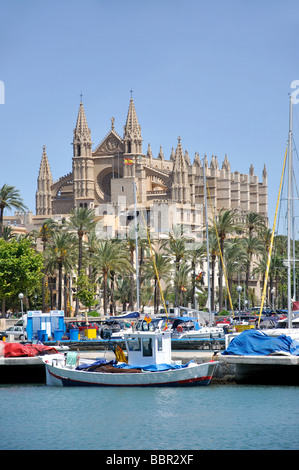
[{"x1": 3, "y1": 343, "x2": 59, "y2": 357}]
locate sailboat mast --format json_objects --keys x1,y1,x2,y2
[
  {"x1": 287, "y1": 95, "x2": 293, "y2": 328},
  {"x1": 133, "y1": 182, "x2": 140, "y2": 312},
  {"x1": 203, "y1": 158, "x2": 211, "y2": 322}
]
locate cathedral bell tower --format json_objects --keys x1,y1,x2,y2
[{"x1": 72, "y1": 99, "x2": 95, "y2": 208}]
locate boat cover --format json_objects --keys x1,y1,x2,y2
[
  {"x1": 172, "y1": 317, "x2": 201, "y2": 331},
  {"x1": 1, "y1": 342, "x2": 59, "y2": 357},
  {"x1": 76, "y1": 359, "x2": 193, "y2": 372},
  {"x1": 113, "y1": 312, "x2": 140, "y2": 319},
  {"x1": 114, "y1": 361, "x2": 193, "y2": 371},
  {"x1": 222, "y1": 330, "x2": 299, "y2": 356}
]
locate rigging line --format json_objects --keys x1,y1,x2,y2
[
  {"x1": 258, "y1": 144, "x2": 288, "y2": 327},
  {"x1": 205, "y1": 179, "x2": 234, "y2": 313},
  {"x1": 135, "y1": 188, "x2": 169, "y2": 320}
]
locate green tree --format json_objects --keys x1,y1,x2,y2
[
  {"x1": 143, "y1": 252, "x2": 172, "y2": 313},
  {"x1": 0, "y1": 184, "x2": 28, "y2": 237},
  {"x1": 44, "y1": 231, "x2": 77, "y2": 310},
  {"x1": 38, "y1": 218, "x2": 58, "y2": 311},
  {"x1": 164, "y1": 225, "x2": 188, "y2": 307},
  {"x1": 95, "y1": 240, "x2": 132, "y2": 315},
  {"x1": 240, "y1": 235, "x2": 264, "y2": 299},
  {"x1": 210, "y1": 209, "x2": 238, "y2": 310},
  {"x1": 75, "y1": 272, "x2": 97, "y2": 312},
  {"x1": 208, "y1": 232, "x2": 219, "y2": 312},
  {"x1": 0, "y1": 238, "x2": 44, "y2": 315},
  {"x1": 67, "y1": 207, "x2": 96, "y2": 314},
  {"x1": 67, "y1": 207, "x2": 96, "y2": 275},
  {"x1": 187, "y1": 242, "x2": 206, "y2": 308}
]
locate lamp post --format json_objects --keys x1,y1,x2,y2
[
  {"x1": 18, "y1": 293, "x2": 25, "y2": 340},
  {"x1": 236, "y1": 285, "x2": 242, "y2": 312}
]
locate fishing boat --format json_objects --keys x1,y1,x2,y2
[{"x1": 41, "y1": 324, "x2": 218, "y2": 387}]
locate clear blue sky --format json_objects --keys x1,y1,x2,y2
[{"x1": 0, "y1": 0, "x2": 298, "y2": 233}]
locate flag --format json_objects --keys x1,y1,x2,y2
[
  {"x1": 196, "y1": 272, "x2": 203, "y2": 281},
  {"x1": 144, "y1": 313, "x2": 152, "y2": 324},
  {"x1": 124, "y1": 158, "x2": 133, "y2": 165}
]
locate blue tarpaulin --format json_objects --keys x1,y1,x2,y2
[
  {"x1": 114, "y1": 361, "x2": 193, "y2": 371},
  {"x1": 222, "y1": 329, "x2": 299, "y2": 356}
]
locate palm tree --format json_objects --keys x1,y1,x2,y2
[
  {"x1": 164, "y1": 225, "x2": 188, "y2": 307},
  {"x1": 143, "y1": 252, "x2": 172, "y2": 313},
  {"x1": 2, "y1": 225, "x2": 14, "y2": 240},
  {"x1": 86, "y1": 230, "x2": 100, "y2": 281},
  {"x1": 67, "y1": 207, "x2": 96, "y2": 274},
  {"x1": 67, "y1": 207, "x2": 96, "y2": 313},
  {"x1": 114, "y1": 277, "x2": 131, "y2": 312},
  {"x1": 244, "y1": 211, "x2": 266, "y2": 237},
  {"x1": 0, "y1": 184, "x2": 27, "y2": 237},
  {"x1": 95, "y1": 240, "x2": 132, "y2": 315},
  {"x1": 174, "y1": 261, "x2": 192, "y2": 307},
  {"x1": 210, "y1": 209, "x2": 238, "y2": 311},
  {"x1": 187, "y1": 243, "x2": 206, "y2": 308},
  {"x1": 240, "y1": 235, "x2": 264, "y2": 299},
  {"x1": 38, "y1": 218, "x2": 57, "y2": 311},
  {"x1": 225, "y1": 238, "x2": 247, "y2": 304},
  {"x1": 208, "y1": 232, "x2": 219, "y2": 311},
  {"x1": 44, "y1": 231, "x2": 77, "y2": 310}
]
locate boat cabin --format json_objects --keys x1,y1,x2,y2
[{"x1": 123, "y1": 330, "x2": 172, "y2": 366}]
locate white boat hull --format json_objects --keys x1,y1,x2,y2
[
  {"x1": 43, "y1": 357, "x2": 218, "y2": 387},
  {"x1": 172, "y1": 327, "x2": 224, "y2": 340}
]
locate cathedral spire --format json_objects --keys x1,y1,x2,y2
[
  {"x1": 171, "y1": 137, "x2": 191, "y2": 203},
  {"x1": 72, "y1": 99, "x2": 95, "y2": 208},
  {"x1": 173, "y1": 137, "x2": 188, "y2": 173},
  {"x1": 123, "y1": 96, "x2": 142, "y2": 154},
  {"x1": 36, "y1": 146, "x2": 53, "y2": 216},
  {"x1": 73, "y1": 100, "x2": 92, "y2": 157}
]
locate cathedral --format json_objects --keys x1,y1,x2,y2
[{"x1": 35, "y1": 96, "x2": 268, "y2": 237}]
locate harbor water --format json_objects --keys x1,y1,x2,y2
[{"x1": 0, "y1": 383, "x2": 298, "y2": 450}]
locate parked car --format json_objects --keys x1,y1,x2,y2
[{"x1": 1, "y1": 325, "x2": 27, "y2": 340}]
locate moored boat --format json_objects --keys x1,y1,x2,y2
[{"x1": 41, "y1": 324, "x2": 218, "y2": 387}]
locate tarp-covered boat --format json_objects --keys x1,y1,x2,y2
[{"x1": 222, "y1": 329, "x2": 299, "y2": 356}]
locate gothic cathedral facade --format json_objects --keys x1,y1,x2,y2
[{"x1": 35, "y1": 96, "x2": 268, "y2": 236}]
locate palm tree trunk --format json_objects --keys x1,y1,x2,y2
[
  {"x1": 129, "y1": 247, "x2": 134, "y2": 310},
  {"x1": 103, "y1": 270, "x2": 108, "y2": 315},
  {"x1": 211, "y1": 257, "x2": 215, "y2": 311},
  {"x1": 192, "y1": 260, "x2": 196, "y2": 308},
  {"x1": 154, "y1": 280, "x2": 157, "y2": 314},
  {"x1": 219, "y1": 238, "x2": 224, "y2": 310},
  {"x1": 0, "y1": 207, "x2": 4, "y2": 238},
  {"x1": 58, "y1": 263, "x2": 63, "y2": 310},
  {"x1": 75, "y1": 234, "x2": 83, "y2": 315}
]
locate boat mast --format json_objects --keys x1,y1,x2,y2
[
  {"x1": 203, "y1": 158, "x2": 211, "y2": 323},
  {"x1": 287, "y1": 94, "x2": 293, "y2": 328},
  {"x1": 133, "y1": 181, "x2": 140, "y2": 312}
]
